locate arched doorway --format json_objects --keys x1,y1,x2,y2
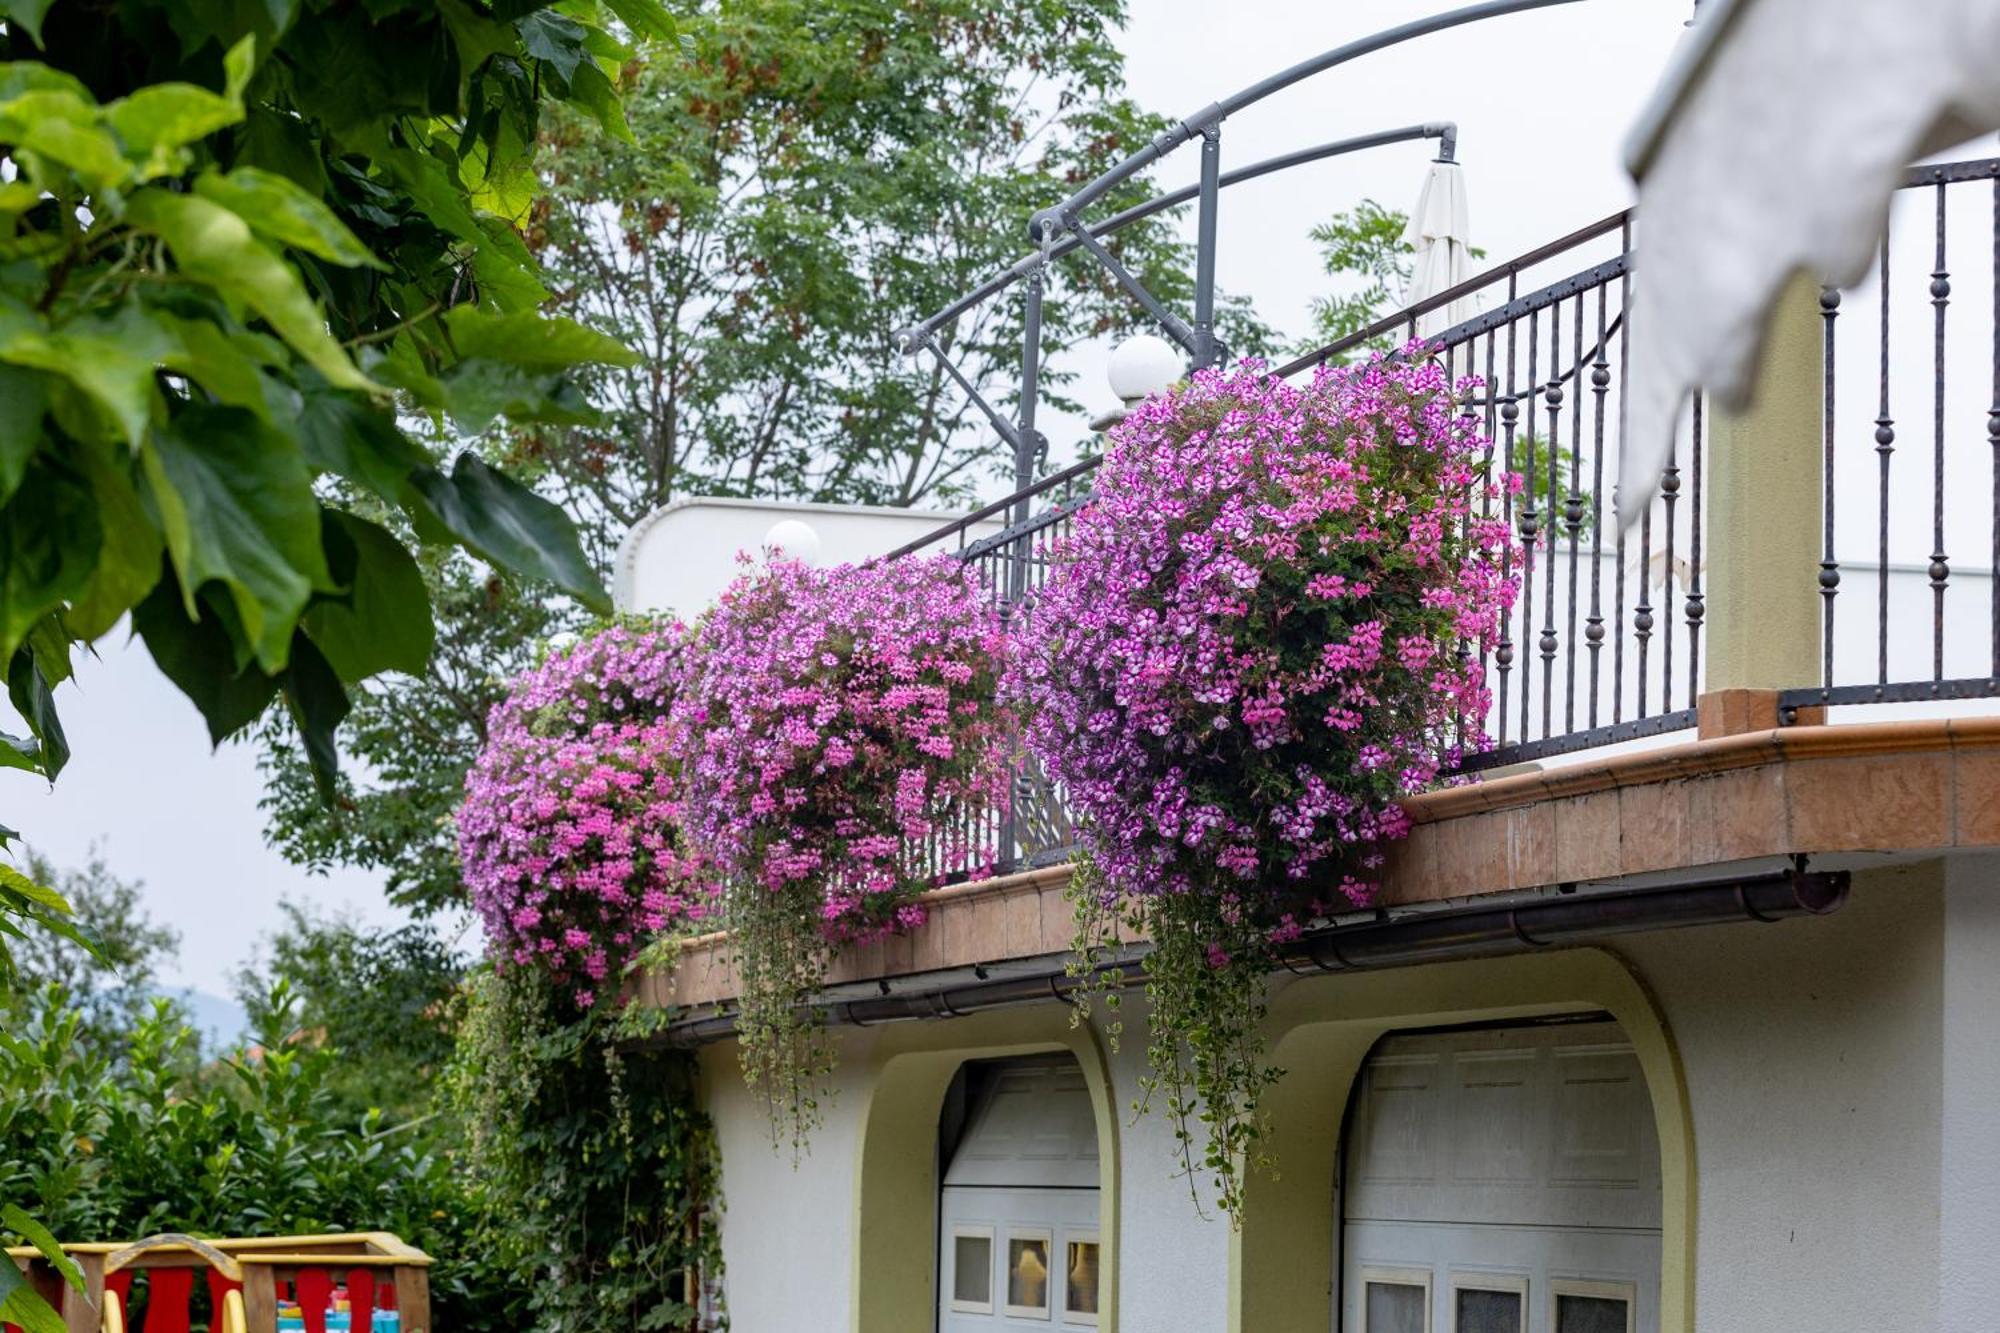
[
  {"x1": 937, "y1": 1054, "x2": 1103, "y2": 1330},
  {"x1": 1339, "y1": 1017, "x2": 1662, "y2": 1333}
]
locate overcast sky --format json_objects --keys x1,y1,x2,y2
[{"x1": 3, "y1": 0, "x2": 1699, "y2": 993}]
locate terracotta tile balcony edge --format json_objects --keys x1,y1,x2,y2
[{"x1": 640, "y1": 716, "x2": 2000, "y2": 1011}]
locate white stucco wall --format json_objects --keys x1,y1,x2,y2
[
  {"x1": 1619, "y1": 863, "x2": 1945, "y2": 1333},
  {"x1": 1939, "y1": 853, "x2": 2000, "y2": 1333},
  {"x1": 697, "y1": 861, "x2": 1970, "y2": 1332},
  {"x1": 614, "y1": 497, "x2": 1003, "y2": 617}
]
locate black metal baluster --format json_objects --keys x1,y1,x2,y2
[
  {"x1": 1587, "y1": 285, "x2": 1610, "y2": 726},
  {"x1": 1660, "y1": 396, "x2": 1681, "y2": 713},
  {"x1": 1539, "y1": 303, "x2": 1561, "y2": 739},
  {"x1": 1821, "y1": 286, "x2": 1841, "y2": 687},
  {"x1": 1686, "y1": 392, "x2": 1705, "y2": 703},
  {"x1": 1497, "y1": 302, "x2": 1518, "y2": 747},
  {"x1": 1564, "y1": 291, "x2": 1585, "y2": 733},
  {"x1": 1519, "y1": 309, "x2": 1541, "y2": 741},
  {"x1": 1615, "y1": 222, "x2": 1632, "y2": 725},
  {"x1": 1876, "y1": 241, "x2": 1895, "y2": 686},
  {"x1": 1484, "y1": 330, "x2": 1500, "y2": 742},
  {"x1": 1930, "y1": 182, "x2": 1951, "y2": 680}
]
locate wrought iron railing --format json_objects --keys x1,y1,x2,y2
[
  {"x1": 1782, "y1": 155, "x2": 2000, "y2": 718},
  {"x1": 884, "y1": 10, "x2": 1992, "y2": 876}
]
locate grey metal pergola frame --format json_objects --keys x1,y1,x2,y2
[{"x1": 892, "y1": 0, "x2": 1590, "y2": 549}]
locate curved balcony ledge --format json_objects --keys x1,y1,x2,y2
[{"x1": 640, "y1": 715, "x2": 2000, "y2": 1012}]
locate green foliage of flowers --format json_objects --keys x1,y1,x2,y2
[{"x1": 443, "y1": 965, "x2": 721, "y2": 1333}]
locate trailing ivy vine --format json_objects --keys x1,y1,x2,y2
[{"x1": 446, "y1": 965, "x2": 722, "y2": 1332}]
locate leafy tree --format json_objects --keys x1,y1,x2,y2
[
  {"x1": 523, "y1": 0, "x2": 1271, "y2": 532},
  {"x1": 233, "y1": 903, "x2": 465, "y2": 1124},
  {"x1": 257, "y1": 0, "x2": 1276, "y2": 918},
  {"x1": 0, "y1": 0, "x2": 652, "y2": 804},
  {"x1": 11, "y1": 849, "x2": 179, "y2": 1045},
  {"x1": 0, "y1": 2, "x2": 669, "y2": 1319},
  {"x1": 1304, "y1": 199, "x2": 1417, "y2": 360}
]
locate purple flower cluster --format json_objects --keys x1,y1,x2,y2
[
  {"x1": 1014, "y1": 355, "x2": 1516, "y2": 928},
  {"x1": 459, "y1": 623, "x2": 710, "y2": 1006},
  {"x1": 675, "y1": 556, "x2": 1009, "y2": 938}
]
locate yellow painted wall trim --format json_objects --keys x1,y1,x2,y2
[
  {"x1": 1230, "y1": 947, "x2": 1695, "y2": 1333},
  {"x1": 849, "y1": 1010, "x2": 1121, "y2": 1333}
]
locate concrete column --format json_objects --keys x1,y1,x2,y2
[
  {"x1": 1701, "y1": 271, "x2": 1825, "y2": 692},
  {"x1": 1941, "y1": 854, "x2": 2000, "y2": 1333}
]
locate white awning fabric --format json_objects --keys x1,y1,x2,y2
[{"x1": 1617, "y1": 0, "x2": 2000, "y2": 522}]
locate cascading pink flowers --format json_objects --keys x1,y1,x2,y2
[
  {"x1": 1014, "y1": 354, "x2": 1518, "y2": 928},
  {"x1": 674, "y1": 555, "x2": 1010, "y2": 936},
  {"x1": 459, "y1": 622, "x2": 710, "y2": 1006}
]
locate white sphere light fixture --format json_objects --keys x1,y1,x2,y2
[
  {"x1": 763, "y1": 517, "x2": 823, "y2": 566},
  {"x1": 1106, "y1": 332, "x2": 1185, "y2": 406}
]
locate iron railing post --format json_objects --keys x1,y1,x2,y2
[{"x1": 1194, "y1": 123, "x2": 1222, "y2": 369}]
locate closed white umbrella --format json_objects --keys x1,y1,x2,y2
[
  {"x1": 1617, "y1": 0, "x2": 2000, "y2": 522},
  {"x1": 1403, "y1": 154, "x2": 1474, "y2": 339}
]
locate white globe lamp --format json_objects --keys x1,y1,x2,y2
[
  {"x1": 1106, "y1": 332, "x2": 1184, "y2": 407},
  {"x1": 763, "y1": 517, "x2": 823, "y2": 566}
]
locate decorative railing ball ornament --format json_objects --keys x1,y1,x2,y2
[
  {"x1": 460, "y1": 622, "x2": 711, "y2": 1009},
  {"x1": 675, "y1": 555, "x2": 1010, "y2": 1150},
  {"x1": 1012, "y1": 354, "x2": 1518, "y2": 1215}
]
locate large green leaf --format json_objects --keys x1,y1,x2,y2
[
  {"x1": 0, "y1": 365, "x2": 47, "y2": 504},
  {"x1": 195, "y1": 168, "x2": 385, "y2": 270},
  {"x1": 438, "y1": 359, "x2": 594, "y2": 434},
  {"x1": 126, "y1": 189, "x2": 375, "y2": 394},
  {"x1": 131, "y1": 580, "x2": 280, "y2": 746},
  {"x1": 1, "y1": 1205, "x2": 80, "y2": 1292},
  {"x1": 0, "y1": 1, "x2": 58, "y2": 47},
  {"x1": 0, "y1": 306, "x2": 170, "y2": 450},
  {"x1": 0, "y1": 91, "x2": 127, "y2": 191},
  {"x1": 66, "y1": 442, "x2": 162, "y2": 643},
  {"x1": 142, "y1": 407, "x2": 333, "y2": 673},
  {"x1": 602, "y1": 0, "x2": 677, "y2": 41},
  {"x1": 295, "y1": 390, "x2": 428, "y2": 501},
  {"x1": 280, "y1": 629, "x2": 350, "y2": 802},
  {"x1": 0, "y1": 458, "x2": 100, "y2": 673},
  {"x1": 6, "y1": 649, "x2": 65, "y2": 779},
  {"x1": 0, "y1": 1256, "x2": 63, "y2": 1333},
  {"x1": 303, "y1": 510, "x2": 433, "y2": 681},
  {"x1": 106, "y1": 85, "x2": 243, "y2": 179},
  {"x1": 155, "y1": 312, "x2": 279, "y2": 420},
  {"x1": 443, "y1": 306, "x2": 637, "y2": 370},
  {"x1": 407, "y1": 454, "x2": 608, "y2": 613}
]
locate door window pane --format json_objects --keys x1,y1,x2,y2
[
  {"x1": 1456, "y1": 1286, "x2": 1523, "y2": 1333},
  {"x1": 1366, "y1": 1281, "x2": 1427, "y2": 1333},
  {"x1": 1556, "y1": 1293, "x2": 1630, "y2": 1333},
  {"x1": 1064, "y1": 1239, "x2": 1100, "y2": 1320},
  {"x1": 952, "y1": 1232, "x2": 992, "y2": 1307},
  {"x1": 1007, "y1": 1234, "x2": 1051, "y2": 1314}
]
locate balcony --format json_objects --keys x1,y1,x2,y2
[{"x1": 646, "y1": 154, "x2": 2000, "y2": 1031}]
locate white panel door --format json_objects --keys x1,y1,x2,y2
[
  {"x1": 1340, "y1": 1021, "x2": 1661, "y2": 1333},
  {"x1": 940, "y1": 1058, "x2": 1103, "y2": 1333}
]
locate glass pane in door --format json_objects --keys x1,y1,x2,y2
[
  {"x1": 1007, "y1": 1235, "x2": 1051, "y2": 1312},
  {"x1": 953, "y1": 1233, "x2": 992, "y2": 1306},
  {"x1": 1556, "y1": 1293, "x2": 1631, "y2": 1333},
  {"x1": 1064, "y1": 1240, "x2": 1100, "y2": 1318},
  {"x1": 1455, "y1": 1287, "x2": 1523, "y2": 1333},
  {"x1": 1366, "y1": 1281, "x2": 1426, "y2": 1333}
]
